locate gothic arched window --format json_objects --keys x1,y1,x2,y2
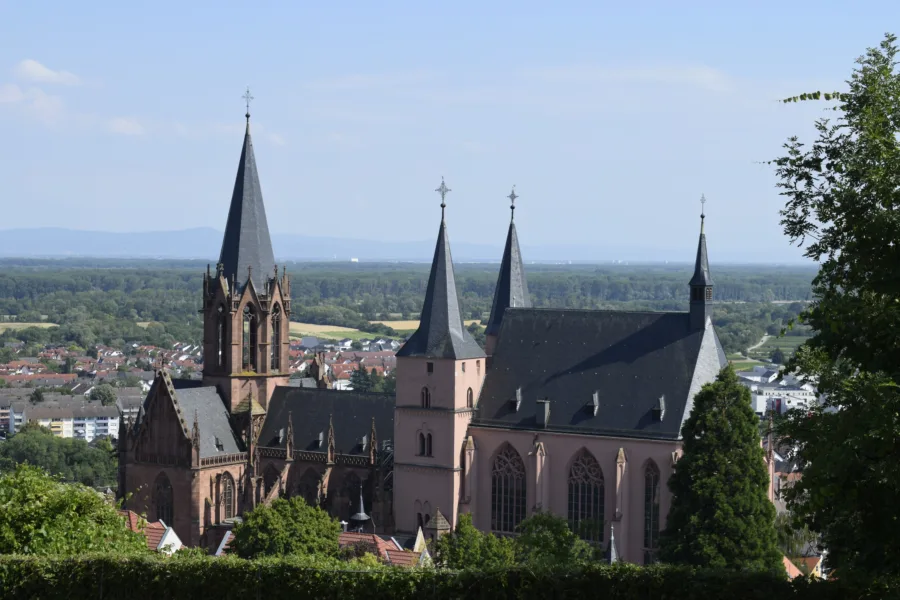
[
  {"x1": 242, "y1": 305, "x2": 258, "y2": 371},
  {"x1": 154, "y1": 472, "x2": 174, "y2": 525},
  {"x1": 216, "y1": 304, "x2": 226, "y2": 369},
  {"x1": 466, "y1": 387, "x2": 474, "y2": 408},
  {"x1": 297, "y1": 468, "x2": 321, "y2": 507},
  {"x1": 421, "y1": 387, "x2": 431, "y2": 408},
  {"x1": 418, "y1": 433, "x2": 426, "y2": 456},
  {"x1": 568, "y1": 450, "x2": 604, "y2": 542},
  {"x1": 426, "y1": 433, "x2": 433, "y2": 457},
  {"x1": 222, "y1": 473, "x2": 235, "y2": 520},
  {"x1": 270, "y1": 304, "x2": 282, "y2": 371},
  {"x1": 263, "y1": 464, "x2": 280, "y2": 497},
  {"x1": 644, "y1": 461, "x2": 661, "y2": 564},
  {"x1": 491, "y1": 444, "x2": 526, "y2": 533}
]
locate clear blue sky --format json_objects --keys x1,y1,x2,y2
[{"x1": 1, "y1": 2, "x2": 894, "y2": 262}]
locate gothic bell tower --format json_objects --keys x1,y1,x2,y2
[{"x1": 202, "y1": 92, "x2": 290, "y2": 414}]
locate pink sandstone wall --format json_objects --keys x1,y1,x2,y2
[
  {"x1": 393, "y1": 355, "x2": 485, "y2": 533},
  {"x1": 467, "y1": 426, "x2": 682, "y2": 565}
]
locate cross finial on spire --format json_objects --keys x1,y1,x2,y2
[
  {"x1": 508, "y1": 185, "x2": 518, "y2": 220},
  {"x1": 435, "y1": 176, "x2": 451, "y2": 220},
  {"x1": 700, "y1": 194, "x2": 707, "y2": 233},
  {"x1": 243, "y1": 87, "x2": 254, "y2": 125}
]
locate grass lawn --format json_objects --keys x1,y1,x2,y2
[
  {"x1": 730, "y1": 359, "x2": 764, "y2": 371},
  {"x1": 0, "y1": 322, "x2": 57, "y2": 332}
]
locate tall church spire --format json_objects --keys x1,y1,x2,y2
[
  {"x1": 218, "y1": 90, "x2": 276, "y2": 292},
  {"x1": 486, "y1": 186, "x2": 530, "y2": 342},
  {"x1": 396, "y1": 178, "x2": 485, "y2": 360},
  {"x1": 689, "y1": 195, "x2": 713, "y2": 330}
]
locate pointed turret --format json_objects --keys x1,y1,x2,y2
[
  {"x1": 397, "y1": 178, "x2": 485, "y2": 360},
  {"x1": 486, "y1": 186, "x2": 530, "y2": 354},
  {"x1": 218, "y1": 107, "x2": 276, "y2": 292},
  {"x1": 689, "y1": 196, "x2": 713, "y2": 330}
]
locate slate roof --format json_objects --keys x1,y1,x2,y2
[
  {"x1": 486, "y1": 219, "x2": 530, "y2": 337},
  {"x1": 473, "y1": 308, "x2": 726, "y2": 440},
  {"x1": 218, "y1": 121, "x2": 277, "y2": 292},
  {"x1": 171, "y1": 384, "x2": 242, "y2": 458},
  {"x1": 396, "y1": 220, "x2": 484, "y2": 360},
  {"x1": 689, "y1": 217, "x2": 713, "y2": 287},
  {"x1": 260, "y1": 387, "x2": 394, "y2": 454}
]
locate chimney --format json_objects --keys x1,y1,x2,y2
[{"x1": 536, "y1": 398, "x2": 550, "y2": 428}]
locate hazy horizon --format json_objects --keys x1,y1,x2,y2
[{"x1": 3, "y1": 2, "x2": 892, "y2": 264}]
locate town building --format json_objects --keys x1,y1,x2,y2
[{"x1": 120, "y1": 107, "x2": 728, "y2": 563}]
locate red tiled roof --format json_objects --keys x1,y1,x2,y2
[
  {"x1": 339, "y1": 532, "x2": 394, "y2": 559},
  {"x1": 119, "y1": 509, "x2": 167, "y2": 551},
  {"x1": 385, "y1": 549, "x2": 421, "y2": 567},
  {"x1": 783, "y1": 556, "x2": 803, "y2": 579},
  {"x1": 797, "y1": 556, "x2": 821, "y2": 573}
]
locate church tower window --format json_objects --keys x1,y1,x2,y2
[
  {"x1": 222, "y1": 473, "x2": 235, "y2": 520},
  {"x1": 421, "y1": 387, "x2": 431, "y2": 408},
  {"x1": 491, "y1": 444, "x2": 526, "y2": 533},
  {"x1": 467, "y1": 387, "x2": 474, "y2": 408},
  {"x1": 154, "y1": 472, "x2": 174, "y2": 525},
  {"x1": 418, "y1": 433, "x2": 426, "y2": 456},
  {"x1": 644, "y1": 461, "x2": 661, "y2": 564},
  {"x1": 567, "y1": 450, "x2": 604, "y2": 542},
  {"x1": 216, "y1": 305, "x2": 226, "y2": 369},
  {"x1": 242, "y1": 305, "x2": 258, "y2": 371},
  {"x1": 270, "y1": 304, "x2": 282, "y2": 371},
  {"x1": 426, "y1": 433, "x2": 433, "y2": 457}
]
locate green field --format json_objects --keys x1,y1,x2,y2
[
  {"x1": 0, "y1": 322, "x2": 57, "y2": 332},
  {"x1": 748, "y1": 335, "x2": 811, "y2": 361}
]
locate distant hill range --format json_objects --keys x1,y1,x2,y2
[{"x1": 0, "y1": 227, "x2": 807, "y2": 264}]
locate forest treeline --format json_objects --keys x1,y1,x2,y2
[{"x1": 0, "y1": 259, "x2": 814, "y2": 355}]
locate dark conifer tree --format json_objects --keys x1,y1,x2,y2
[{"x1": 659, "y1": 366, "x2": 781, "y2": 570}]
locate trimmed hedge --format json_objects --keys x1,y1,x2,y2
[{"x1": 0, "y1": 556, "x2": 890, "y2": 600}]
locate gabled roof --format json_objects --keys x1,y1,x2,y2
[
  {"x1": 218, "y1": 122, "x2": 276, "y2": 291},
  {"x1": 396, "y1": 220, "x2": 484, "y2": 360},
  {"x1": 259, "y1": 387, "x2": 394, "y2": 454},
  {"x1": 473, "y1": 308, "x2": 726, "y2": 440},
  {"x1": 486, "y1": 219, "x2": 530, "y2": 337},
  {"x1": 166, "y1": 380, "x2": 242, "y2": 458},
  {"x1": 689, "y1": 216, "x2": 713, "y2": 287}
]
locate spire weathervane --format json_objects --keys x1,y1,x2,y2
[
  {"x1": 508, "y1": 185, "x2": 518, "y2": 220},
  {"x1": 700, "y1": 194, "x2": 707, "y2": 233},
  {"x1": 243, "y1": 87, "x2": 254, "y2": 125},
  {"x1": 435, "y1": 176, "x2": 451, "y2": 220}
]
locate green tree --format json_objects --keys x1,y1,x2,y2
[
  {"x1": 775, "y1": 512, "x2": 818, "y2": 560},
  {"x1": 432, "y1": 513, "x2": 515, "y2": 569},
  {"x1": 379, "y1": 371, "x2": 396, "y2": 395},
  {"x1": 231, "y1": 496, "x2": 341, "y2": 559},
  {"x1": 770, "y1": 348, "x2": 786, "y2": 364},
  {"x1": 350, "y1": 340, "x2": 363, "y2": 351},
  {"x1": 0, "y1": 425, "x2": 118, "y2": 487},
  {"x1": 29, "y1": 388, "x2": 44, "y2": 403},
  {"x1": 513, "y1": 511, "x2": 592, "y2": 568},
  {"x1": 349, "y1": 366, "x2": 373, "y2": 392},
  {"x1": 772, "y1": 33, "x2": 900, "y2": 577},
  {"x1": 659, "y1": 367, "x2": 780, "y2": 570},
  {"x1": 0, "y1": 464, "x2": 146, "y2": 555},
  {"x1": 90, "y1": 383, "x2": 118, "y2": 406},
  {"x1": 0, "y1": 378, "x2": 6, "y2": 388},
  {"x1": 467, "y1": 321, "x2": 486, "y2": 348}
]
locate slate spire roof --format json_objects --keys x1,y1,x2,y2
[
  {"x1": 689, "y1": 203, "x2": 712, "y2": 287},
  {"x1": 397, "y1": 183, "x2": 485, "y2": 360},
  {"x1": 486, "y1": 188, "x2": 530, "y2": 337},
  {"x1": 218, "y1": 115, "x2": 276, "y2": 291}
]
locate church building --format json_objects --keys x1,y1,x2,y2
[{"x1": 120, "y1": 106, "x2": 726, "y2": 563}]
